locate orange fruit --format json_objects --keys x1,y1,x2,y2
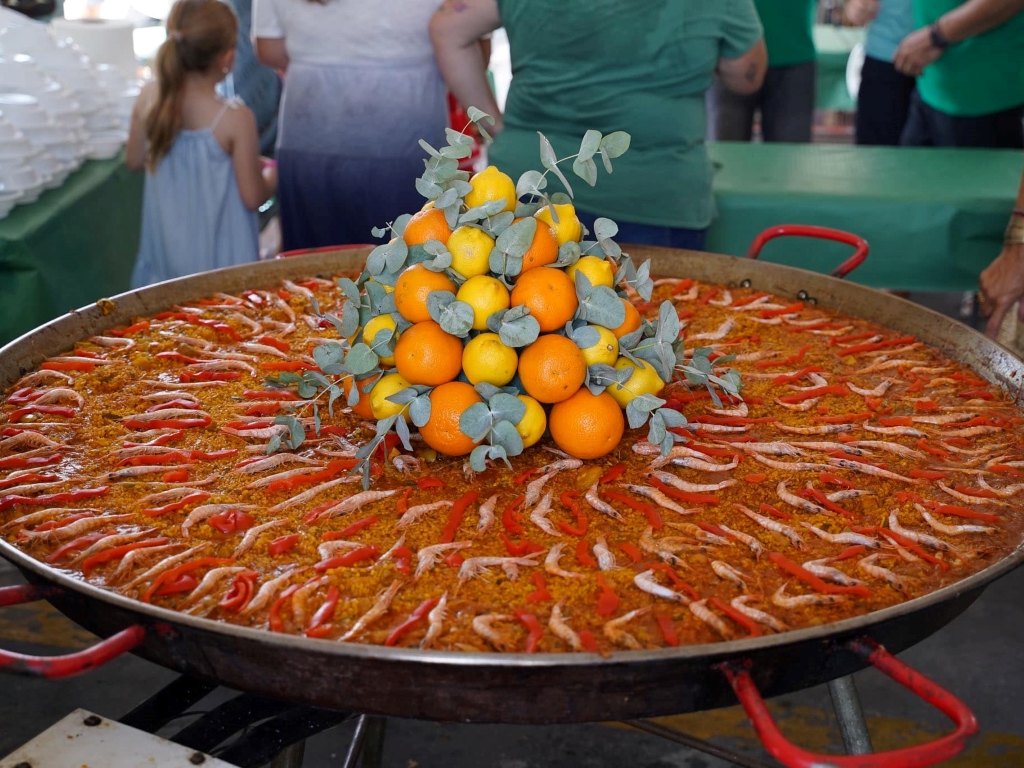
[
  {"x1": 342, "y1": 376, "x2": 374, "y2": 419},
  {"x1": 549, "y1": 389, "x2": 624, "y2": 460},
  {"x1": 393, "y1": 264, "x2": 457, "y2": 324},
  {"x1": 510, "y1": 267, "x2": 578, "y2": 333},
  {"x1": 517, "y1": 334, "x2": 586, "y2": 404},
  {"x1": 403, "y1": 207, "x2": 453, "y2": 247},
  {"x1": 419, "y1": 381, "x2": 482, "y2": 456},
  {"x1": 611, "y1": 298, "x2": 642, "y2": 339},
  {"x1": 516, "y1": 218, "x2": 559, "y2": 274},
  {"x1": 393, "y1": 320, "x2": 464, "y2": 386}
]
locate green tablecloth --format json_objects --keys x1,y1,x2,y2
[
  {"x1": 0, "y1": 154, "x2": 142, "y2": 347},
  {"x1": 707, "y1": 142, "x2": 1023, "y2": 292},
  {"x1": 814, "y1": 24, "x2": 865, "y2": 111}
]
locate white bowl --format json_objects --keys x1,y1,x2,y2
[
  {"x1": 0, "y1": 189, "x2": 21, "y2": 219},
  {"x1": 0, "y1": 92, "x2": 49, "y2": 128},
  {"x1": 0, "y1": 56, "x2": 49, "y2": 91},
  {"x1": 0, "y1": 162, "x2": 42, "y2": 192},
  {"x1": 0, "y1": 23, "x2": 57, "y2": 58},
  {"x1": 31, "y1": 82, "x2": 81, "y2": 115},
  {"x1": 87, "y1": 129, "x2": 126, "y2": 160},
  {"x1": 0, "y1": 135, "x2": 40, "y2": 162},
  {"x1": 0, "y1": 116, "x2": 23, "y2": 142},
  {"x1": 85, "y1": 110, "x2": 119, "y2": 131},
  {"x1": 45, "y1": 141, "x2": 86, "y2": 164},
  {"x1": 16, "y1": 177, "x2": 46, "y2": 204}
]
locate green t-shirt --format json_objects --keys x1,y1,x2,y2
[
  {"x1": 915, "y1": 1, "x2": 1024, "y2": 117},
  {"x1": 489, "y1": 0, "x2": 762, "y2": 230},
  {"x1": 755, "y1": 0, "x2": 817, "y2": 67}
]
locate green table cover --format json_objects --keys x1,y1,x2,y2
[
  {"x1": 0, "y1": 154, "x2": 142, "y2": 347},
  {"x1": 707, "y1": 142, "x2": 1024, "y2": 292},
  {"x1": 814, "y1": 24, "x2": 865, "y2": 111}
]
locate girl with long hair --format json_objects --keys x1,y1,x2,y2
[{"x1": 126, "y1": 0, "x2": 277, "y2": 287}]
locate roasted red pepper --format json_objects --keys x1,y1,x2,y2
[
  {"x1": 81, "y1": 538, "x2": 170, "y2": 574},
  {"x1": 755, "y1": 345, "x2": 810, "y2": 369},
  {"x1": 306, "y1": 586, "x2": 341, "y2": 635},
  {"x1": 162, "y1": 469, "x2": 189, "y2": 483},
  {"x1": 0, "y1": 485, "x2": 108, "y2": 513},
  {"x1": 768, "y1": 552, "x2": 871, "y2": 596},
  {"x1": 143, "y1": 557, "x2": 235, "y2": 602},
  {"x1": 268, "y1": 533, "x2": 301, "y2": 556},
  {"x1": 243, "y1": 389, "x2": 302, "y2": 401},
  {"x1": 8, "y1": 405, "x2": 76, "y2": 422},
  {"x1": 648, "y1": 477, "x2": 718, "y2": 506},
  {"x1": 266, "y1": 459, "x2": 358, "y2": 494},
  {"x1": 415, "y1": 477, "x2": 446, "y2": 490},
  {"x1": 655, "y1": 613, "x2": 679, "y2": 647},
  {"x1": 709, "y1": 597, "x2": 762, "y2": 637},
  {"x1": 157, "y1": 573, "x2": 199, "y2": 596},
  {"x1": 0, "y1": 473, "x2": 57, "y2": 491},
  {"x1": 513, "y1": 609, "x2": 545, "y2": 653},
  {"x1": 595, "y1": 573, "x2": 619, "y2": 617},
  {"x1": 599, "y1": 463, "x2": 626, "y2": 484},
  {"x1": 578, "y1": 629, "x2": 600, "y2": 653},
  {"x1": 601, "y1": 489, "x2": 663, "y2": 530},
  {"x1": 314, "y1": 545, "x2": 379, "y2": 571},
  {"x1": 616, "y1": 542, "x2": 643, "y2": 564},
  {"x1": 500, "y1": 533, "x2": 544, "y2": 557},
  {"x1": 40, "y1": 360, "x2": 94, "y2": 372},
  {"x1": 921, "y1": 502, "x2": 1001, "y2": 523},
  {"x1": 44, "y1": 533, "x2": 107, "y2": 563},
  {"x1": 525, "y1": 571, "x2": 553, "y2": 603},
  {"x1": 122, "y1": 417, "x2": 212, "y2": 430},
  {"x1": 269, "y1": 584, "x2": 303, "y2": 632},
  {"x1": 324, "y1": 516, "x2": 378, "y2": 540},
  {"x1": 501, "y1": 494, "x2": 526, "y2": 535},
  {"x1": 440, "y1": 490, "x2": 479, "y2": 544},
  {"x1": 208, "y1": 509, "x2": 255, "y2": 535},
  {"x1": 645, "y1": 563, "x2": 700, "y2": 599},
  {"x1": 390, "y1": 545, "x2": 414, "y2": 575},
  {"x1": 576, "y1": 538, "x2": 598, "y2": 568},
  {"x1": 0, "y1": 453, "x2": 62, "y2": 471},
  {"x1": 556, "y1": 491, "x2": 588, "y2": 537},
  {"x1": 219, "y1": 571, "x2": 258, "y2": 612},
  {"x1": 384, "y1": 597, "x2": 439, "y2": 647},
  {"x1": 799, "y1": 487, "x2": 857, "y2": 519},
  {"x1": 257, "y1": 335, "x2": 291, "y2": 353}
]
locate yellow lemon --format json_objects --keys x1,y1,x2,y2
[
  {"x1": 580, "y1": 325, "x2": 619, "y2": 367},
  {"x1": 566, "y1": 255, "x2": 615, "y2": 289},
  {"x1": 607, "y1": 357, "x2": 666, "y2": 409},
  {"x1": 465, "y1": 166, "x2": 517, "y2": 213},
  {"x1": 456, "y1": 275, "x2": 511, "y2": 331},
  {"x1": 447, "y1": 226, "x2": 496, "y2": 279},
  {"x1": 515, "y1": 394, "x2": 546, "y2": 449},
  {"x1": 361, "y1": 314, "x2": 398, "y2": 365},
  {"x1": 369, "y1": 372, "x2": 412, "y2": 419},
  {"x1": 535, "y1": 203, "x2": 582, "y2": 246},
  {"x1": 462, "y1": 332, "x2": 518, "y2": 387},
  {"x1": 421, "y1": 200, "x2": 435, "y2": 211}
]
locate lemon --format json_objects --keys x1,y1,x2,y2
[
  {"x1": 465, "y1": 166, "x2": 517, "y2": 214},
  {"x1": 447, "y1": 226, "x2": 496, "y2": 279},
  {"x1": 361, "y1": 314, "x2": 398, "y2": 365},
  {"x1": 462, "y1": 332, "x2": 518, "y2": 386},
  {"x1": 607, "y1": 357, "x2": 666, "y2": 409},
  {"x1": 369, "y1": 372, "x2": 412, "y2": 419},
  {"x1": 566, "y1": 255, "x2": 615, "y2": 289},
  {"x1": 421, "y1": 200, "x2": 435, "y2": 211},
  {"x1": 580, "y1": 325, "x2": 619, "y2": 367},
  {"x1": 515, "y1": 394, "x2": 546, "y2": 449},
  {"x1": 535, "y1": 203, "x2": 582, "y2": 246},
  {"x1": 456, "y1": 275, "x2": 511, "y2": 331}
]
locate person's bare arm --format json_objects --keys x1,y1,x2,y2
[
  {"x1": 895, "y1": 0, "x2": 1024, "y2": 77},
  {"x1": 845, "y1": 0, "x2": 879, "y2": 27},
  {"x1": 429, "y1": 0, "x2": 503, "y2": 132},
  {"x1": 255, "y1": 37, "x2": 289, "y2": 72},
  {"x1": 125, "y1": 81, "x2": 157, "y2": 172},
  {"x1": 980, "y1": 170, "x2": 1024, "y2": 338},
  {"x1": 716, "y1": 38, "x2": 768, "y2": 96},
  {"x1": 227, "y1": 105, "x2": 277, "y2": 210}
]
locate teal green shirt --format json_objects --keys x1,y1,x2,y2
[
  {"x1": 755, "y1": 0, "x2": 817, "y2": 67},
  {"x1": 915, "y1": 1, "x2": 1024, "y2": 117},
  {"x1": 490, "y1": 0, "x2": 763, "y2": 230}
]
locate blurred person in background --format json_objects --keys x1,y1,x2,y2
[
  {"x1": 845, "y1": 0, "x2": 916, "y2": 145},
  {"x1": 430, "y1": 0, "x2": 767, "y2": 250},
  {"x1": 228, "y1": 0, "x2": 280, "y2": 155},
  {"x1": 253, "y1": 0, "x2": 447, "y2": 250},
  {"x1": 895, "y1": 0, "x2": 1024, "y2": 148},
  {"x1": 978, "y1": 167, "x2": 1024, "y2": 339},
  {"x1": 707, "y1": 0, "x2": 817, "y2": 143}
]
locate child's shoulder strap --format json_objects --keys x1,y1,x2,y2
[{"x1": 209, "y1": 97, "x2": 241, "y2": 133}]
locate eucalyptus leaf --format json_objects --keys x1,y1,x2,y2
[
  {"x1": 409, "y1": 395, "x2": 432, "y2": 428},
  {"x1": 599, "y1": 237, "x2": 622, "y2": 259},
  {"x1": 489, "y1": 392, "x2": 526, "y2": 424},
  {"x1": 345, "y1": 343, "x2": 379, "y2": 376},
  {"x1": 487, "y1": 212, "x2": 515, "y2": 237},
  {"x1": 625, "y1": 400, "x2": 648, "y2": 430},
  {"x1": 469, "y1": 444, "x2": 490, "y2": 473},
  {"x1": 418, "y1": 139, "x2": 440, "y2": 157},
  {"x1": 513, "y1": 201, "x2": 541, "y2": 218},
  {"x1": 538, "y1": 131, "x2": 574, "y2": 198},
  {"x1": 452, "y1": 180, "x2": 473, "y2": 197},
  {"x1": 446, "y1": 127, "x2": 474, "y2": 146},
  {"x1": 435, "y1": 188, "x2": 459, "y2": 210},
  {"x1": 312, "y1": 342, "x2": 345, "y2": 374},
  {"x1": 439, "y1": 143, "x2": 472, "y2": 160},
  {"x1": 486, "y1": 444, "x2": 512, "y2": 468},
  {"x1": 266, "y1": 434, "x2": 282, "y2": 454},
  {"x1": 460, "y1": 402, "x2": 493, "y2": 442},
  {"x1": 578, "y1": 129, "x2": 602, "y2": 162},
  {"x1": 550, "y1": 192, "x2": 572, "y2": 205},
  {"x1": 497, "y1": 311, "x2": 540, "y2": 348},
  {"x1": 337, "y1": 278, "x2": 360, "y2": 303},
  {"x1": 346, "y1": 377, "x2": 362, "y2": 407},
  {"x1": 443, "y1": 202, "x2": 461, "y2": 230},
  {"x1": 425, "y1": 250, "x2": 454, "y2": 272},
  {"x1": 297, "y1": 380, "x2": 317, "y2": 399},
  {"x1": 490, "y1": 419, "x2": 524, "y2": 456},
  {"x1": 393, "y1": 214, "x2": 412, "y2": 237},
  {"x1": 599, "y1": 131, "x2": 631, "y2": 158},
  {"x1": 474, "y1": 382, "x2": 502, "y2": 400},
  {"x1": 572, "y1": 157, "x2": 598, "y2": 187},
  {"x1": 571, "y1": 324, "x2": 600, "y2": 349},
  {"x1": 496, "y1": 216, "x2": 537, "y2": 259},
  {"x1": 555, "y1": 241, "x2": 582, "y2": 268},
  {"x1": 580, "y1": 285, "x2": 627, "y2": 328},
  {"x1": 341, "y1": 300, "x2": 360, "y2": 339},
  {"x1": 370, "y1": 226, "x2": 387, "y2": 239},
  {"x1": 366, "y1": 243, "x2": 389, "y2": 275},
  {"x1": 516, "y1": 169, "x2": 547, "y2": 198},
  {"x1": 598, "y1": 146, "x2": 614, "y2": 175},
  {"x1": 466, "y1": 106, "x2": 493, "y2": 125},
  {"x1": 634, "y1": 260, "x2": 654, "y2": 301},
  {"x1": 328, "y1": 384, "x2": 343, "y2": 417},
  {"x1": 657, "y1": 407, "x2": 687, "y2": 428},
  {"x1": 395, "y1": 413, "x2": 413, "y2": 451},
  {"x1": 647, "y1": 411, "x2": 666, "y2": 446},
  {"x1": 415, "y1": 177, "x2": 442, "y2": 199}
]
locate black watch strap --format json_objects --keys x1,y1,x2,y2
[{"x1": 930, "y1": 23, "x2": 951, "y2": 50}]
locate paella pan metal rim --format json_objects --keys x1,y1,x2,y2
[{"x1": 2, "y1": 246, "x2": 1022, "y2": 668}]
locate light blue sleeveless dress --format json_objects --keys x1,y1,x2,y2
[{"x1": 131, "y1": 102, "x2": 260, "y2": 288}]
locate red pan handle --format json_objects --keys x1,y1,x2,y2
[
  {"x1": 719, "y1": 637, "x2": 977, "y2": 768},
  {"x1": 747, "y1": 225, "x2": 869, "y2": 280},
  {"x1": 0, "y1": 584, "x2": 146, "y2": 678}
]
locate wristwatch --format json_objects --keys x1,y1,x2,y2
[{"x1": 930, "y1": 22, "x2": 951, "y2": 50}]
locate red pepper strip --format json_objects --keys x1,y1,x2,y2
[
  {"x1": 579, "y1": 629, "x2": 600, "y2": 653},
  {"x1": 500, "y1": 533, "x2": 545, "y2": 557},
  {"x1": 154, "y1": 311, "x2": 191, "y2": 320},
  {"x1": 145, "y1": 399, "x2": 202, "y2": 413},
  {"x1": 8, "y1": 405, "x2": 76, "y2": 422},
  {"x1": 163, "y1": 470, "x2": 189, "y2": 483},
  {"x1": 261, "y1": 361, "x2": 319, "y2": 372},
  {"x1": 391, "y1": 545, "x2": 414, "y2": 575},
  {"x1": 278, "y1": 289, "x2": 292, "y2": 301},
  {"x1": 526, "y1": 571, "x2": 553, "y2": 603},
  {"x1": 384, "y1": 597, "x2": 440, "y2": 647},
  {"x1": 616, "y1": 542, "x2": 643, "y2": 564},
  {"x1": 696, "y1": 521, "x2": 730, "y2": 539},
  {"x1": 33, "y1": 512, "x2": 96, "y2": 533},
  {"x1": 445, "y1": 551, "x2": 465, "y2": 569},
  {"x1": 0, "y1": 453, "x2": 62, "y2": 470},
  {"x1": 812, "y1": 411, "x2": 873, "y2": 424},
  {"x1": 157, "y1": 574, "x2": 199, "y2": 596},
  {"x1": 952, "y1": 372, "x2": 988, "y2": 385},
  {"x1": 838, "y1": 336, "x2": 916, "y2": 356},
  {"x1": 600, "y1": 463, "x2": 627, "y2": 484},
  {"x1": 698, "y1": 287, "x2": 719, "y2": 305},
  {"x1": 122, "y1": 417, "x2": 212, "y2": 430},
  {"x1": 512, "y1": 468, "x2": 538, "y2": 485},
  {"x1": 324, "y1": 516, "x2": 379, "y2": 541},
  {"x1": 143, "y1": 557, "x2": 235, "y2": 602},
  {"x1": 268, "y1": 533, "x2": 301, "y2": 556},
  {"x1": 672, "y1": 278, "x2": 695, "y2": 296},
  {"x1": 834, "y1": 545, "x2": 868, "y2": 561},
  {"x1": 744, "y1": 473, "x2": 768, "y2": 484},
  {"x1": 818, "y1": 472, "x2": 856, "y2": 490},
  {"x1": 219, "y1": 571, "x2": 257, "y2": 612},
  {"x1": 954, "y1": 484, "x2": 1000, "y2": 500},
  {"x1": 208, "y1": 510, "x2": 255, "y2": 535},
  {"x1": 759, "y1": 502, "x2": 792, "y2": 520},
  {"x1": 44, "y1": 533, "x2": 107, "y2": 563},
  {"x1": 777, "y1": 384, "x2": 851, "y2": 404},
  {"x1": 41, "y1": 360, "x2": 94, "y2": 372},
  {"x1": 258, "y1": 335, "x2": 291, "y2": 353},
  {"x1": 502, "y1": 494, "x2": 526, "y2": 535},
  {"x1": 180, "y1": 371, "x2": 242, "y2": 383},
  {"x1": 245, "y1": 402, "x2": 281, "y2": 417},
  {"x1": 155, "y1": 351, "x2": 202, "y2": 364},
  {"x1": 864, "y1": 397, "x2": 884, "y2": 411},
  {"x1": 269, "y1": 583, "x2": 303, "y2": 632},
  {"x1": 81, "y1": 538, "x2": 170, "y2": 574},
  {"x1": 989, "y1": 464, "x2": 1024, "y2": 478},
  {"x1": 602, "y1": 489, "x2": 663, "y2": 530},
  {"x1": 184, "y1": 316, "x2": 242, "y2": 341},
  {"x1": 833, "y1": 331, "x2": 876, "y2": 344},
  {"x1": 108, "y1": 320, "x2": 150, "y2": 337},
  {"x1": 958, "y1": 389, "x2": 995, "y2": 400},
  {"x1": 514, "y1": 609, "x2": 545, "y2": 653},
  {"x1": 943, "y1": 437, "x2": 973, "y2": 446},
  {"x1": 754, "y1": 345, "x2": 809, "y2": 368},
  {"x1": 314, "y1": 545, "x2": 379, "y2": 571},
  {"x1": 416, "y1": 476, "x2": 446, "y2": 490},
  {"x1": 648, "y1": 477, "x2": 718, "y2": 506},
  {"x1": 895, "y1": 491, "x2": 925, "y2": 504},
  {"x1": 243, "y1": 389, "x2": 302, "y2": 401},
  {"x1": 396, "y1": 488, "x2": 411, "y2": 515},
  {"x1": 914, "y1": 400, "x2": 940, "y2": 412},
  {"x1": 690, "y1": 415, "x2": 776, "y2": 426},
  {"x1": 118, "y1": 451, "x2": 192, "y2": 467},
  {"x1": 646, "y1": 563, "x2": 701, "y2": 600},
  {"x1": 909, "y1": 469, "x2": 948, "y2": 481},
  {"x1": 684, "y1": 443, "x2": 746, "y2": 459},
  {"x1": 266, "y1": 459, "x2": 358, "y2": 494},
  {"x1": 863, "y1": 527, "x2": 950, "y2": 571},
  {"x1": 922, "y1": 502, "x2": 1001, "y2": 523},
  {"x1": 595, "y1": 573, "x2": 619, "y2": 617},
  {"x1": 758, "y1": 301, "x2": 804, "y2": 319},
  {"x1": 0, "y1": 473, "x2": 57, "y2": 491},
  {"x1": 556, "y1": 491, "x2": 588, "y2": 537},
  {"x1": 709, "y1": 596, "x2": 763, "y2": 637},
  {"x1": 769, "y1": 366, "x2": 826, "y2": 386},
  {"x1": 0, "y1": 486, "x2": 109, "y2": 513},
  {"x1": 799, "y1": 487, "x2": 857, "y2": 519},
  {"x1": 440, "y1": 491, "x2": 479, "y2": 543},
  {"x1": 125, "y1": 431, "x2": 184, "y2": 448},
  {"x1": 142, "y1": 491, "x2": 211, "y2": 518},
  {"x1": 655, "y1": 613, "x2": 679, "y2": 647},
  {"x1": 768, "y1": 553, "x2": 871, "y2": 597},
  {"x1": 576, "y1": 538, "x2": 598, "y2": 567},
  {"x1": 7, "y1": 387, "x2": 44, "y2": 404}
]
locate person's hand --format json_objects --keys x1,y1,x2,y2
[
  {"x1": 845, "y1": 0, "x2": 880, "y2": 27},
  {"x1": 894, "y1": 27, "x2": 943, "y2": 77},
  {"x1": 261, "y1": 158, "x2": 278, "y2": 195},
  {"x1": 979, "y1": 243, "x2": 1024, "y2": 338}
]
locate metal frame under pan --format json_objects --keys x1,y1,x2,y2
[{"x1": 1, "y1": 246, "x2": 1022, "y2": 765}]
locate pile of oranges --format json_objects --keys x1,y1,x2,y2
[{"x1": 345, "y1": 163, "x2": 666, "y2": 464}]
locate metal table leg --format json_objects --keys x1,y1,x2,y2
[{"x1": 828, "y1": 674, "x2": 873, "y2": 755}]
